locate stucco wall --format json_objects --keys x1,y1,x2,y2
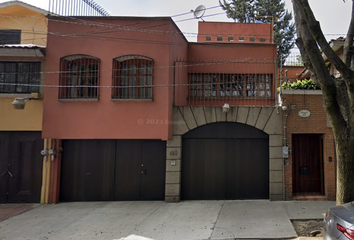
[
  {"x1": 43, "y1": 17, "x2": 188, "y2": 140},
  {"x1": 0, "y1": 5, "x2": 47, "y2": 46}
]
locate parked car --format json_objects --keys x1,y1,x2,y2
[{"x1": 324, "y1": 202, "x2": 354, "y2": 240}]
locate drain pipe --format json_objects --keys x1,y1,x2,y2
[{"x1": 282, "y1": 98, "x2": 291, "y2": 201}]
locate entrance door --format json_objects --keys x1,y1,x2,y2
[
  {"x1": 0, "y1": 132, "x2": 43, "y2": 203},
  {"x1": 292, "y1": 134, "x2": 324, "y2": 194}
]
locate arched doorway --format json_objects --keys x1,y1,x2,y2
[{"x1": 182, "y1": 122, "x2": 269, "y2": 200}]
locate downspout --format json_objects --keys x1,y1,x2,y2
[{"x1": 282, "y1": 98, "x2": 291, "y2": 201}]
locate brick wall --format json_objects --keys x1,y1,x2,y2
[{"x1": 282, "y1": 90, "x2": 336, "y2": 201}]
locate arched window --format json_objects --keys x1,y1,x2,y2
[
  {"x1": 112, "y1": 55, "x2": 153, "y2": 100},
  {"x1": 59, "y1": 55, "x2": 100, "y2": 99}
]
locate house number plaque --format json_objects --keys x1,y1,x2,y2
[{"x1": 298, "y1": 109, "x2": 311, "y2": 118}]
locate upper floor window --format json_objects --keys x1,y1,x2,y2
[
  {"x1": 59, "y1": 55, "x2": 99, "y2": 99},
  {"x1": 0, "y1": 62, "x2": 40, "y2": 93},
  {"x1": 189, "y1": 73, "x2": 272, "y2": 99},
  {"x1": 0, "y1": 30, "x2": 21, "y2": 44},
  {"x1": 112, "y1": 55, "x2": 153, "y2": 100}
]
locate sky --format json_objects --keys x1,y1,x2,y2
[{"x1": 1, "y1": 0, "x2": 351, "y2": 43}]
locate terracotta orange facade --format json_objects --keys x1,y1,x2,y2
[
  {"x1": 42, "y1": 17, "x2": 281, "y2": 203},
  {"x1": 43, "y1": 17, "x2": 277, "y2": 141},
  {"x1": 198, "y1": 21, "x2": 273, "y2": 43}
]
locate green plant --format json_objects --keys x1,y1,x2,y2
[{"x1": 280, "y1": 79, "x2": 320, "y2": 90}]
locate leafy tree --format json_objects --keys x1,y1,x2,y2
[
  {"x1": 292, "y1": 0, "x2": 354, "y2": 205},
  {"x1": 219, "y1": 0, "x2": 296, "y2": 63},
  {"x1": 219, "y1": 0, "x2": 255, "y2": 23}
]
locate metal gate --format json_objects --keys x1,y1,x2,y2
[
  {"x1": 292, "y1": 134, "x2": 324, "y2": 194},
  {"x1": 182, "y1": 122, "x2": 269, "y2": 200},
  {"x1": 0, "y1": 132, "x2": 43, "y2": 203},
  {"x1": 60, "y1": 139, "x2": 166, "y2": 201}
]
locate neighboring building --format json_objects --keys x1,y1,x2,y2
[
  {"x1": 0, "y1": 1, "x2": 47, "y2": 203},
  {"x1": 279, "y1": 38, "x2": 346, "y2": 201},
  {"x1": 281, "y1": 90, "x2": 336, "y2": 201},
  {"x1": 42, "y1": 17, "x2": 284, "y2": 202}
]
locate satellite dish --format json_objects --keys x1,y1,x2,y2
[{"x1": 192, "y1": 5, "x2": 206, "y2": 20}]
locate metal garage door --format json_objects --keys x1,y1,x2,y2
[
  {"x1": 60, "y1": 140, "x2": 166, "y2": 201},
  {"x1": 182, "y1": 122, "x2": 269, "y2": 200}
]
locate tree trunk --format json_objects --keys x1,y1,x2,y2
[
  {"x1": 335, "y1": 134, "x2": 354, "y2": 205},
  {"x1": 292, "y1": 0, "x2": 354, "y2": 205}
]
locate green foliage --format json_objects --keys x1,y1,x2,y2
[
  {"x1": 219, "y1": 0, "x2": 296, "y2": 64},
  {"x1": 219, "y1": 0, "x2": 256, "y2": 23},
  {"x1": 280, "y1": 79, "x2": 320, "y2": 90}
]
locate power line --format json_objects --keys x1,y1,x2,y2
[{"x1": 0, "y1": 57, "x2": 277, "y2": 76}]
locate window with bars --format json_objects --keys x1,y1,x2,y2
[
  {"x1": 112, "y1": 55, "x2": 153, "y2": 100},
  {"x1": 59, "y1": 55, "x2": 99, "y2": 99},
  {"x1": 0, "y1": 62, "x2": 41, "y2": 93},
  {"x1": 189, "y1": 73, "x2": 272, "y2": 98}
]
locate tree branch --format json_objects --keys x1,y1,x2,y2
[
  {"x1": 298, "y1": 0, "x2": 354, "y2": 81},
  {"x1": 292, "y1": 0, "x2": 348, "y2": 128},
  {"x1": 343, "y1": 1, "x2": 354, "y2": 67}
]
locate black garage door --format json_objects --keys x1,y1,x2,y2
[
  {"x1": 60, "y1": 140, "x2": 166, "y2": 201},
  {"x1": 182, "y1": 122, "x2": 269, "y2": 200}
]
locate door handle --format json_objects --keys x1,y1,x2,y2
[{"x1": 8, "y1": 171, "x2": 13, "y2": 178}]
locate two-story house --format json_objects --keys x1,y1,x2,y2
[
  {"x1": 0, "y1": 1, "x2": 48, "y2": 203},
  {"x1": 41, "y1": 15, "x2": 285, "y2": 203}
]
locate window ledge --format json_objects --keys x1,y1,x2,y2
[
  {"x1": 0, "y1": 93, "x2": 33, "y2": 98},
  {"x1": 58, "y1": 98, "x2": 99, "y2": 102},
  {"x1": 111, "y1": 98, "x2": 153, "y2": 102}
]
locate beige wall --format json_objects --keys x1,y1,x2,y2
[
  {"x1": 0, "y1": 5, "x2": 47, "y2": 46},
  {"x1": 0, "y1": 97, "x2": 43, "y2": 131},
  {"x1": 0, "y1": 4, "x2": 47, "y2": 131}
]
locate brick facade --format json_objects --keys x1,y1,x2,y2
[{"x1": 282, "y1": 90, "x2": 336, "y2": 201}]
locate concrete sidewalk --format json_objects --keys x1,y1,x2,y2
[{"x1": 0, "y1": 200, "x2": 335, "y2": 240}]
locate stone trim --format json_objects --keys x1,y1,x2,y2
[
  {"x1": 166, "y1": 106, "x2": 283, "y2": 202},
  {"x1": 282, "y1": 90, "x2": 323, "y2": 95}
]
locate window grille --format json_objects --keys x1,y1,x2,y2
[
  {"x1": 0, "y1": 62, "x2": 41, "y2": 93},
  {"x1": 189, "y1": 73, "x2": 272, "y2": 99},
  {"x1": 59, "y1": 55, "x2": 99, "y2": 99},
  {"x1": 112, "y1": 55, "x2": 153, "y2": 100}
]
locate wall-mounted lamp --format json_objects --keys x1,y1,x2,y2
[
  {"x1": 12, "y1": 97, "x2": 39, "y2": 110},
  {"x1": 222, "y1": 103, "x2": 230, "y2": 113}
]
